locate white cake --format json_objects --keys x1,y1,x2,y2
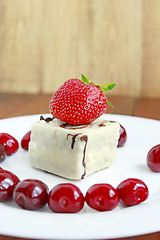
[{"x1": 28, "y1": 116, "x2": 120, "y2": 180}]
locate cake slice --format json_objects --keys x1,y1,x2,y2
[{"x1": 28, "y1": 116, "x2": 120, "y2": 180}]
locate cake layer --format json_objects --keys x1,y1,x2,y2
[{"x1": 28, "y1": 117, "x2": 120, "y2": 180}]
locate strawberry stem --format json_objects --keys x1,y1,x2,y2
[
  {"x1": 106, "y1": 99, "x2": 114, "y2": 107},
  {"x1": 99, "y1": 83, "x2": 116, "y2": 92},
  {"x1": 81, "y1": 74, "x2": 90, "y2": 84},
  {"x1": 81, "y1": 74, "x2": 116, "y2": 108}
]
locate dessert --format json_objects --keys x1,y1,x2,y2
[
  {"x1": 28, "y1": 116, "x2": 120, "y2": 180},
  {"x1": 28, "y1": 74, "x2": 119, "y2": 180}
]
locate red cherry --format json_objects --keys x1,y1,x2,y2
[
  {"x1": 117, "y1": 178, "x2": 149, "y2": 206},
  {"x1": 48, "y1": 183, "x2": 85, "y2": 213},
  {"x1": 0, "y1": 133, "x2": 19, "y2": 155},
  {"x1": 85, "y1": 184, "x2": 120, "y2": 211},
  {"x1": 21, "y1": 131, "x2": 31, "y2": 150},
  {"x1": 117, "y1": 124, "x2": 127, "y2": 147},
  {"x1": 0, "y1": 170, "x2": 20, "y2": 201},
  {"x1": 0, "y1": 144, "x2": 6, "y2": 163},
  {"x1": 13, "y1": 179, "x2": 49, "y2": 210},
  {"x1": 147, "y1": 144, "x2": 160, "y2": 172}
]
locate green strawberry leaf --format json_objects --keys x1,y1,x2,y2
[
  {"x1": 81, "y1": 74, "x2": 116, "y2": 92},
  {"x1": 81, "y1": 74, "x2": 90, "y2": 84},
  {"x1": 106, "y1": 98, "x2": 114, "y2": 108},
  {"x1": 99, "y1": 83, "x2": 116, "y2": 92},
  {"x1": 80, "y1": 74, "x2": 115, "y2": 108}
]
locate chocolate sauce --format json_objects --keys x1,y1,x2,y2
[
  {"x1": 80, "y1": 135, "x2": 88, "y2": 179},
  {"x1": 60, "y1": 122, "x2": 88, "y2": 130},
  {"x1": 98, "y1": 120, "x2": 116, "y2": 127},
  {"x1": 40, "y1": 115, "x2": 55, "y2": 122},
  {"x1": 40, "y1": 115, "x2": 44, "y2": 120},
  {"x1": 66, "y1": 133, "x2": 88, "y2": 179},
  {"x1": 99, "y1": 123, "x2": 106, "y2": 127},
  {"x1": 67, "y1": 134, "x2": 80, "y2": 149}
]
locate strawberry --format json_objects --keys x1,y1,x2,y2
[{"x1": 49, "y1": 74, "x2": 115, "y2": 125}]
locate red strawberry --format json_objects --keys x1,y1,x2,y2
[{"x1": 49, "y1": 74, "x2": 115, "y2": 125}]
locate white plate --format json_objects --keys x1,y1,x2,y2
[{"x1": 0, "y1": 114, "x2": 160, "y2": 239}]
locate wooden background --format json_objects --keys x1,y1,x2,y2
[{"x1": 0, "y1": 0, "x2": 160, "y2": 98}]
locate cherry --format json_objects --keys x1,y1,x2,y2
[
  {"x1": 85, "y1": 184, "x2": 120, "y2": 211},
  {"x1": 21, "y1": 131, "x2": 31, "y2": 150},
  {"x1": 117, "y1": 124, "x2": 127, "y2": 147},
  {"x1": 0, "y1": 170, "x2": 20, "y2": 201},
  {"x1": 117, "y1": 178, "x2": 149, "y2": 206},
  {"x1": 0, "y1": 144, "x2": 6, "y2": 163},
  {"x1": 147, "y1": 144, "x2": 160, "y2": 172},
  {"x1": 13, "y1": 179, "x2": 49, "y2": 210},
  {"x1": 48, "y1": 183, "x2": 85, "y2": 213},
  {"x1": 0, "y1": 133, "x2": 19, "y2": 155}
]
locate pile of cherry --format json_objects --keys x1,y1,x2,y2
[{"x1": 0, "y1": 124, "x2": 160, "y2": 213}]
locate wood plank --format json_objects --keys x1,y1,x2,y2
[
  {"x1": 0, "y1": 94, "x2": 36, "y2": 119},
  {"x1": 0, "y1": 0, "x2": 44, "y2": 93},
  {"x1": 0, "y1": 94, "x2": 52, "y2": 119},
  {"x1": 0, "y1": 94, "x2": 138, "y2": 119},
  {"x1": 0, "y1": 236, "x2": 35, "y2": 240},
  {"x1": 142, "y1": 0, "x2": 160, "y2": 97},
  {"x1": 135, "y1": 98, "x2": 160, "y2": 120},
  {"x1": 0, "y1": 0, "x2": 143, "y2": 97},
  {"x1": 106, "y1": 96, "x2": 139, "y2": 116},
  {"x1": 89, "y1": 0, "x2": 143, "y2": 97},
  {"x1": 0, "y1": 230, "x2": 160, "y2": 240}
]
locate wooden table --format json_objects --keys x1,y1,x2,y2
[{"x1": 0, "y1": 93, "x2": 160, "y2": 240}]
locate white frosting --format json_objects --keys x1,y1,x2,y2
[{"x1": 28, "y1": 118, "x2": 120, "y2": 180}]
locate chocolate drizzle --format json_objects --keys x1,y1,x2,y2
[
  {"x1": 99, "y1": 123, "x2": 106, "y2": 127},
  {"x1": 60, "y1": 122, "x2": 88, "y2": 130},
  {"x1": 80, "y1": 135, "x2": 88, "y2": 179},
  {"x1": 66, "y1": 134, "x2": 88, "y2": 179},
  {"x1": 67, "y1": 134, "x2": 80, "y2": 149},
  {"x1": 98, "y1": 120, "x2": 116, "y2": 127},
  {"x1": 60, "y1": 122, "x2": 72, "y2": 128},
  {"x1": 40, "y1": 115, "x2": 55, "y2": 122}
]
